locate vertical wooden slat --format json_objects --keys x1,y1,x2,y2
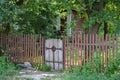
[
  {"x1": 92, "y1": 34, "x2": 95, "y2": 65},
  {"x1": 83, "y1": 34, "x2": 85, "y2": 64},
  {"x1": 26, "y1": 34, "x2": 28, "y2": 61},
  {"x1": 90, "y1": 34, "x2": 93, "y2": 65},
  {"x1": 112, "y1": 34, "x2": 115, "y2": 58},
  {"x1": 35, "y1": 35, "x2": 37, "y2": 63},
  {"x1": 33, "y1": 35, "x2": 35, "y2": 62},
  {"x1": 35, "y1": 38, "x2": 37, "y2": 63},
  {"x1": 30, "y1": 34, "x2": 34, "y2": 61},
  {"x1": 67, "y1": 36, "x2": 69, "y2": 68},
  {"x1": 78, "y1": 33, "x2": 80, "y2": 66},
  {"x1": 81, "y1": 34, "x2": 83, "y2": 65},
  {"x1": 66, "y1": 38, "x2": 68, "y2": 67},
  {"x1": 15, "y1": 35, "x2": 17, "y2": 62},
  {"x1": 39, "y1": 35, "x2": 41, "y2": 63},
  {"x1": 107, "y1": 34, "x2": 110, "y2": 65},
  {"x1": 98, "y1": 34, "x2": 100, "y2": 59},
  {"x1": 73, "y1": 33, "x2": 78, "y2": 66},
  {"x1": 105, "y1": 34, "x2": 108, "y2": 65},
  {"x1": 64, "y1": 36, "x2": 67, "y2": 68},
  {"x1": 31, "y1": 35, "x2": 33, "y2": 61},
  {"x1": 21, "y1": 34, "x2": 23, "y2": 63},
  {"x1": 97, "y1": 35, "x2": 101, "y2": 72},
  {"x1": 29, "y1": 34, "x2": 30, "y2": 60},
  {"x1": 22, "y1": 34, "x2": 24, "y2": 62},
  {"x1": 16, "y1": 35, "x2": 20, "y2": 62},
  {"x1": 86, "y1": 34, "x2": 88, "y2": 64},
  {"x1": 89, "y1": 34, "x2": 92, "y2": 64},
  {"x1": 35, "y1": 36, "x2": 38, "y2": 63},
  {"x1": 102, "y1": 35, "x2": 104, "y2": 70},
  {"x1": 95, "y1": 34, "x2": 98, "y2": 59},
  {"x1": 26, "y1": 34, "x2": 28, "y2": 62},
  {"x1": 12, "y1": 35, "x2": 14, "y2": 62},
  {"x1": 22, "y1": 34, "x2": 27, "y2": 61},
  {"x1": 108, "y1": 34, "x2": 111, "y2": 63},
  {"x1": 30, "y1": 34, "x2": 32, "y2": 60},
  {"x1": 116, "y1": 34, "x2": 118, "y2": 57},
  {"x1": 32, "y1": 34, "x2": 34, "y2": 61},
  {"x1": 42, "y1": 37, "x2": 44, "y2": 64},
  {"x1": 71, "y1": 34, "x2": 75, "y2": 67},
  {"x1": 16, "y1": 35, "x2": 18, "y2": 62},
  {"x1": 29, "y1": 34, "x2": 31, "y2": 61},
  {"x1": 67, "y1": 37, "x2": 69, "y2": 67}
]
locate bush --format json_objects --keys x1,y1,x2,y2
[
  {"x1": 0, "y1": 48, "x2": 21, "y2": 79},
  {"x1": 0, "y1": 54, "x2": 17, "y2": 76}
]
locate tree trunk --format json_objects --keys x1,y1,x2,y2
[{"x1": 104, "y1": 22, "x2": 108, "y2": 39}]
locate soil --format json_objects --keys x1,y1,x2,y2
[{"x1": 18, "y1": 69, "x2": 62, "y2": 80}]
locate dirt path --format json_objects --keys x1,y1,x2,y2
[{"x1": 18, "y1": 69, "x2": 62, "y2": 80}]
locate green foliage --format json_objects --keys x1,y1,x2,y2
[
  {"x1": 0, "y1": 47, "x2": 22, "y2": 80},
  {"x1": 33, "y1": 63, "x2": 51, "y2": 72},
  {"x1": 58, "y1": 53, "x2": 120, "y2": 80},
  {"x1": 104, "y1": 57, "x2": 120, "y2": 75},
  {"x1": 0, "y1": 54, "x2": 16, "y2": 76},
  {"x1": 1, "y1": 0, "x2": 120, "y2": 35}
]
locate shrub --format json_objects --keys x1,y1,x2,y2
[
  {"x1": 0, "y1": 48, "x2": 21, "y2": 79},
  {"x1": 0, "y1": 54, "x2": 17, "y2": 76}
]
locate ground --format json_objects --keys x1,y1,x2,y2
[{"x1": 18, "y1": 69, "x2": 62, "y2": 80}]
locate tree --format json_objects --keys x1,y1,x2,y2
[
  {"x1": 0, "y1": 0, "x2": 120, "y2": 36},
  {"x1": 82, "y1": 0, "x2": 120, "y2": 34}
]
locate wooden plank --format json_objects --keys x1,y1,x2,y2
[
  {"x1": 77, "y1": 32, "x2": 80, "y2": 66},
  {"x1": 63, "y1": 36, "x2": 66, "y2": 68},
  {"x1": 75, "y1": 33, "x2": 77, "y2": 66},
  {"x1": 116, "y1": 34, "x2": 118, "y2": 57},
  {"x1": 105, "y1": 34, "x2": 108, "y2": 66},
  {"x1": 80, "y1": 34, "x2": 83, "y2": 65},
  {"x1": 34, "y1": 35, "x2": 37, "y2": 63},
  {"x1": 66, "y1": 36, "x2": 69, "y2": 68},
  {"x1": 41, "y1": 37, "x2": 44, "y2": 64},
  {"x1": 89, "y1": 34, "x2": 92, "y2": 64},
  {"x1": 102, "y1": 35, "x2": 104, "y2": 71},
  {"x1": 83, "y1": 34, "x2": 85, "y2": 65},
  {"x1": 92, "y1": 34, "x2": 95, "y2": 66},
  {"x1": 112, "y1": 34, "x2": 115, "y2": 58}
]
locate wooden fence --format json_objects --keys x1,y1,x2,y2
[
  {"x1": 0, "y1": 33, "x2": 119, "y2": 69},
  {"x1": 0, "y1": 34, "x2": 44, "y2": 64},
  {"x1": 64, "y1": 33, "x2": 119, "y2": 69}
]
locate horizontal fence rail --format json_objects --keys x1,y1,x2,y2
[
  {"x1": 0, "y1": 34, "x2": 44, "y2": 64},
  {"x1": 64, "y1": 33, "x2": 119, "y2": 69}
]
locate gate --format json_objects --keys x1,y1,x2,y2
[{"x1": 45, "y1": 39, "x2": 64, "y2": 70}]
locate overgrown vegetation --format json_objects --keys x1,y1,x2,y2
[
  {"x1": 57, "y1": 55, "x2": 120, "y2": 80},
  {"x1": 0, "y1": 48, "x2": 21, "y2": 79}
]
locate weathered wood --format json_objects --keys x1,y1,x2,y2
[
  {"x1": 0, "y1": 34, "x2": 119, "y2": 70},
  {"x1": 64, "y1": 33, "x2": 119, "y2": 69}
]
